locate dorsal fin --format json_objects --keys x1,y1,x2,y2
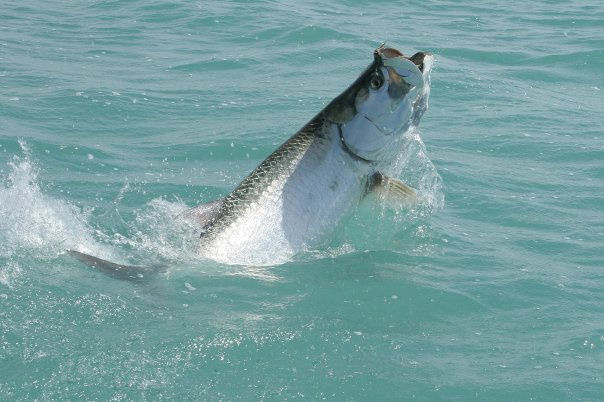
[{"x1": 179, "y1": 198, "x2": 224, "y2": 228}]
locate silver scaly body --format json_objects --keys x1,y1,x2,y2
[
  {"x1": 200, "y1": 116, "x2": 369, "y2": 265},
  {"x1": 197, "y1": 46, "x2": 435, "y2": 265}
]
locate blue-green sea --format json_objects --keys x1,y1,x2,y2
[{"x1": 1, "y1": 0, "x2": 603, "y2": 399}]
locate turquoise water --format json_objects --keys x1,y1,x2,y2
[{"x1": 1, "y1": 0, "x2": 603, "y2": 399}]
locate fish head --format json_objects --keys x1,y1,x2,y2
[{"x1": 325, "y1": 45, "x2": 434, "y2": 162}]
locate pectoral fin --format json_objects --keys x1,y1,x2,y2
[{"x1": 366, "y1": 172, "x2": 416, "y2": 205}]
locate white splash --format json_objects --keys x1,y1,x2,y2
[
  {"x1": 386, "y1": 129, "x2": 445, "y2": 217},
  {"x1": 0, "y1": 141, "x2": 103, "y2": 260},
  {"x1": 101, "y1": 197, "x2": 200, "y2": 264}
]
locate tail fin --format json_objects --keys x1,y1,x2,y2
[{"x1": 68, "y1": 249, "x2": 153, "y2": 282}]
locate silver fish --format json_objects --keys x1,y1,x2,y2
[
  {"x1": 69, "y1": 45, "x2": 435, "y2": 274},
  {"x1": 190, "y1": 45, "x2": 435, "y2": 265}
]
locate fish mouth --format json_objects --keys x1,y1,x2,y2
[
  {"x1": 408, "y1": 52, "x2": 432, "y2": 73},
  {"x1": 377, "y1": 46, "x2": 433, "y2": 74}
]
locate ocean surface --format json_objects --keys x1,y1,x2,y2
[{"x1": 1, "y1": 0, "x2": 603, "y2": 399}]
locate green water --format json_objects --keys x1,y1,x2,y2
[{"x1": 1, "y1": 0, "x2": 603, "y2": 399}]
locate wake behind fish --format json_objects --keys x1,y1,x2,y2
[
  {"x1": 0, "y1": 143, "x2": 276, "y2": 281},
  {"x1": 0, "y1": 143, "x2": 99, "y2": 261},
  {"x1": 0, "y1": 143, "x2": 197, "y2": 280}
]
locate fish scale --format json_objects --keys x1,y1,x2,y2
[
  {"x1": 198, "y1": 46, "x2": 434, "y2": 265},
  {"x1": 63, "y1": 46, "x2": 433, "y2": 268},
  {"x1": 200, "y1": 120, "x2": 365, "y2": 265}
]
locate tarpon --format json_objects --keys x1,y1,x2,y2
[
  {"x1": 189, "y1": 45, "x2": 434, "y2": 265},
  {"x1": 70, "y1": 45, "x2": 435, "y2": 272}
]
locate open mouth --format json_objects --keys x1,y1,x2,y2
[
  {"x1": 377, "y1": 46, "x2": 432, "y2": 74},
  {"x1": 407, "y1": 52, "x2": 431, "y2": 73}
]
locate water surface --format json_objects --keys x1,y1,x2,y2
[{"x1": 1, "y1": 0, "x2": 603, "y2": 399}]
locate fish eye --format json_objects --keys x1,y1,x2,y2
[{"x1": 369, "y1": 74, "x2": 383, "y2": 90}]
